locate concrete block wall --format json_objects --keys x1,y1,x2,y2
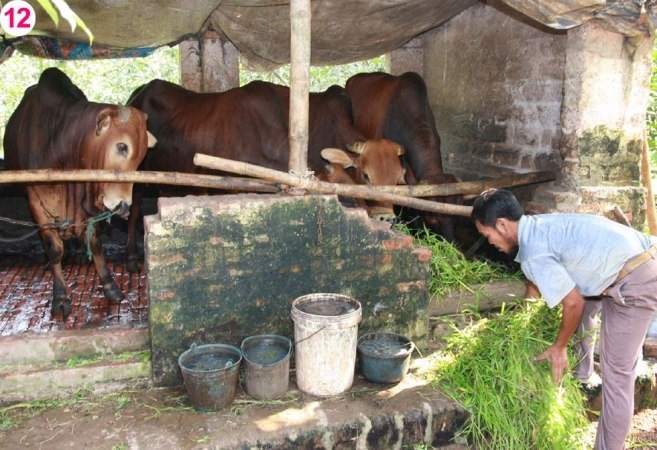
[
  {"x1": 423, "y1": 2, "x2": 565, "y2": 182},
  {"x1": 420, "y1": 2, "x2": 653, "y2": 227},
  {"x1": 145, "y1": 194, "x2": 431, "y2": 386}
]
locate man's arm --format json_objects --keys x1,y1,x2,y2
[
  {"x1": 524, "y1": 280, "x2": 541, "y2": 299},
  {"x1": 534, "y1": 287, "x2": 585, "y2": 383}
]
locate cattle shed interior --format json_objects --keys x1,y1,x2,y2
[
  {"x1": 3, "y1": 0, "x2": 654, "y2": 225},
  {"x1": 0, "y1": 0, "x2": 655, "y2": 337}
]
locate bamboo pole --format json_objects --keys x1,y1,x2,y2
[
  {"x1": 194, "y1": 152, "x2": 474, "y2": 216},
  {"x1": 0, "y1": 167, "x2": 555, "y2": 198},
  {"x1": 0, "y1": 169, "x2": 278, "y2": 193},
  {"x1": 288, "y1": 0, "x2": 311, "y2": 174},
  {"x1": 641, "y1": 129, "x2": 657, "y2": 235},
  {"x1": 370, "y1": 170, "x2": 556, "y2": 197}
]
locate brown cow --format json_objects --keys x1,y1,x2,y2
[
  {"x1": 319, "y1": 141, "x2": 405, "y2": 218},
  {"x1": 3, "y1": 67, "x2": 156, "y2": 318},
  {"x1": 125, "y1": 80, "x2": 406, "y2": 272},
  {"x1": 346, "y1": 71, "x2": 462, "y2": 241},
  {"x1": 269, "y1": 83, "x2": 406, "y2": 219}
]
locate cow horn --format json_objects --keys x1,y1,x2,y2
[
  {"x1": 117, "y1": 105, "x2": 132, "y2": 124},
  {"x1": 396, "y1": 144, "x2": 405, "y2": 156},
  {"x1": 349, "y1": 142, "x2": 365, "y2": 154}
]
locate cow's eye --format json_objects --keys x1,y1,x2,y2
[
  {"x1": 116, "y1": 143, "x2": 129, "y2": 157},
  {"x1": 362, "y1": 172, "x2": 371, "y2": 184}
]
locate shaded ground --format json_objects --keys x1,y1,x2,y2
[
  {"x1": 0, "y1": 365, "x2": 656, "y2": 450},
  {"x1": 0, "y1": 369, "x2": 469, "y2": 450}
]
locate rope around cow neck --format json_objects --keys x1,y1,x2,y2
[
  {"x1": 0, "y1": 210, "x2": 116, "y2": 262},
  {"x1": 85, "y1": 210, "x2": 114, "y2": 261}
]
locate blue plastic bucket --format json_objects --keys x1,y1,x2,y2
[{"x1": 357, "y1": 332, "x2": 414, "y2": 384}]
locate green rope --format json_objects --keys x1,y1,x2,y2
[{"x1": 85, "y1": 211, "x2": 114, "y2": 261}]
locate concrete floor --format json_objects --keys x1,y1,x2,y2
[
  {"x1": 0, "y1": 256, "x2": 148, "y2": 336},
  {"x1": 0, "y1": 190, "x2": 149, "y2": 335}
]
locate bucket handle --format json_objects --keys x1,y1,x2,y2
[{"x1": 293, "y1": 326, "x2": 326, "y2": 346}]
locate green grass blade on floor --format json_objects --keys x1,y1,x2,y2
[
  {"x1": 398, "y1": 225, "x2": 521, "y2": 298},
  {"x1": 431, "y1": 299, "x2": 589, "y2": 449}
]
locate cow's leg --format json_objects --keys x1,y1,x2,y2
[
  {"x1": 126, "y1": 185, "x2": 143, "y2": 273},
  {"x1": 89, "y1": 225, "x2": 125, "y2": 303},
  {"x1": 42, "y1": 231, "x2": 72, "y2": 318}
]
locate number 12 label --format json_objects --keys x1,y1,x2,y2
[{"x1": 1, "y1": 0, "x2": 36, "y2": 37}]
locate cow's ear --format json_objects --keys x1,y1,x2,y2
[
  {"x1": 321, "y1": 148, "x2": 355, "y2": 168},
  {"x1": 347, "y1": 142, "x2": 365, "y2": 154},
  {"x1": 96, "y1": 109, "x2": 113, "y2": 136},
  {"x1": 147, "y1": 131, "x2": 158, "y2": 148},
  {"x1": 398, "y1": 168, "x2": 407, "y2": 185}
]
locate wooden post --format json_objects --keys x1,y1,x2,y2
[
  {"x1": 288, "y1": 0, "x2": 311, "y2": 174},
  {"x1": 642, "y1": 129, "x2": 657, "y2": 235}
]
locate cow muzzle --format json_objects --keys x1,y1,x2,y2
[
  {"x1": 111, "y1": 201, "x2": 131, "y2": 220},
  {"x1": 369, "y1": 205, "x2": 397, "y2": 224}
]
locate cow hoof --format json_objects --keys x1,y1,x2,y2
[
  {"x1": 51, "y1": 299, "x2": 72, "y2": 319},
  {"x1": 104, "y1": 283, "x2": 125, "y2": 303},
  {"x1": 127, "y1": 258, "x2": 142, "y2": 274}
]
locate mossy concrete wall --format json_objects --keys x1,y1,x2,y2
[{"x1": 145, "y1": 194, "x2": 431, "y2": 386}]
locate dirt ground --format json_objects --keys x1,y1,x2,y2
[{"x1": 0, "y1": 371, "x2": 656, "y2": 450}]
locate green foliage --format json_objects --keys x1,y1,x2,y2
[
  {"x1": 648, "y1": 42, "x2": 657, "y2": 167},
  {"x1": 36, "y1": 0, "x2": 94, "y2": 44},
  {"x1": 239, "y1": 56, "x2": 386, "y2": 91},
  {"x1": 433, "y1": 299, "x2": 589, "y2": 449}
]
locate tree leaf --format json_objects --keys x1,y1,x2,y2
[
  {"x1": 50, "y1": 0, "x2": 94, "y2": 45},
  {"x1": 35, "y1": 0, "x2": 59, "y2": 27}
]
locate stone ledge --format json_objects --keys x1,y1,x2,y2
[
  {"x1": 206, "y1": 371, "x2": 469, "y2": 450},
  {"x1": 0, "y1": 327, "x2": 149, "y2": 372},
  {"x1": 0, "y1": 361, "x2": 151, "y2": 404}
]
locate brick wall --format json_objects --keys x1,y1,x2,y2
[
  {"x1": 423, "y1": 2, "x2": 565, "y2": 181},
  {"x1": 145, "y1": 194, "x2": 431, "y2": 386}
]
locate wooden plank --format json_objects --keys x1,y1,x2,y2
[{"x1": 429, "y1": 280, "x2": 526, "y2": 316}]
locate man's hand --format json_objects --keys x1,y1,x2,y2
[
  {"x1": 535, "y1": 344, "x2": 569, "y2": 383},
  {"x1": 534, "y1": 287, "x2": 585, "y2": 384}
]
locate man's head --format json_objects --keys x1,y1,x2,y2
[{"x1": 471, "y1": 188, "x2": 524, "y2": 254}]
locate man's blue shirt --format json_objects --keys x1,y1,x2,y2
[{"x1": 515, "y1": 214, "x2": 657, "y2": 307}]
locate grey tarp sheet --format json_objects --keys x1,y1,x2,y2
[{"x1": 6, "y1": 0, "x2": 657, "y2": 67}]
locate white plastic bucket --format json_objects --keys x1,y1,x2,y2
[{"x1": 291, "y1": 293, "x2": 362, "y2": 397}]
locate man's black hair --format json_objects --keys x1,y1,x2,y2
[{"x1": 471, "y1": 188, "x2": 524, "y2": 227}]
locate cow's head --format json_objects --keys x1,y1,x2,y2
[
  {"x1": 82, "y1": 106, "x2": 156, "y2": 218},
  {"x1": 321, "y1": 138, "x2": 405, "y2": 221}
]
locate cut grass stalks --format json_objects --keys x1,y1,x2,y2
[
  {"x1": 399, "y1": 225, "x2": 521, "y2": 297},
  {"x1": 432, "y1": 299, "x2": 589, "y2": 449}
]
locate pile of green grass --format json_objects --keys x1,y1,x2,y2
[
  {"x1": 432, "y1": 299, "x2": 589, "y2": 449},
  {"x1": 403, "y1": 226, "x2": 521, "y2": 297}
]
